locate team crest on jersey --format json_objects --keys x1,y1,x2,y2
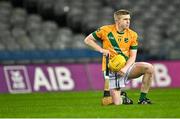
[{"x1": 124, "y1": 38, "x2": 129, "y2": 43}]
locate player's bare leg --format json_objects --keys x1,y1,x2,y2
[
  {"x1": 129, "y1": 62, "x2": 154, "y2": 92},
  {"x1": 128, "y1": 62, "x2": 154, "y2": 104},
  {"x1": 110, "y1": 89, "x2": 122, "y2": 105}
]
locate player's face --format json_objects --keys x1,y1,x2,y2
[{"x1": 117, "y1": 15, "x2": 131, "y2": 30}]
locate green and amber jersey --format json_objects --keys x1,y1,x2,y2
[{"x1": 92, "y1": 24, "x2": 138, "y2": 71}]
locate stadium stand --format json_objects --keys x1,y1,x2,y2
[{"x1": 0, "y1": 0, "x2": 180, "y2": 64}]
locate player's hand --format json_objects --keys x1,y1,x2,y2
[
  {"x1": 118, "y1": 67, "x2": 128, "y2": 76},
  {"x1": 100, "y1": 49, "x2": 110, "y2": 56}
]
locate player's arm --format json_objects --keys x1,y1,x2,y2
[
  {"x1": 125, "y1": 49, "x2": 137, "y2": 67},
  {"x1": 84, "y1": 34, "x2": 109, "y2": 55},
  {"x1": 121, "y1": 32, "x2": 138, "y2": 73},
  {"x1": 120, "y1": 31, "x2": 138, "y2": 75}
]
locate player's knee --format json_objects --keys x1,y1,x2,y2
[
  {"x1": 114, "y1": 100, "x2": 122, "y2": 105},
  {"x1": 114, "y1": 102, "x2": 121, "y2": 105},
  {"x1": 111, "y1": 91, "x2": 122, "y2": 105},
  {"x1": 113, "y1": 97, "x2": 123, "y2": 105},
  {"x1": 145, "y1": 63, "x2": 154, "y2": 74}
]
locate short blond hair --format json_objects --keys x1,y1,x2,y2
[{"x1": 114, "y1": 9, "x2": 130, "y2": 21}]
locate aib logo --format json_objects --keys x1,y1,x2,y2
[{"x1": 4, "y1": 66, "x2": 32, "y2": 93}]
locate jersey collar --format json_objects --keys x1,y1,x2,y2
[
  {"x1": 116, "y1": 28, "x2": 129, "y2": 34},
  {"x1": 117, "y1": 31, "x2": 124, "y2": 34}
]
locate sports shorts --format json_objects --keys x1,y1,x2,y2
[{"x1": 103, "y1": 63, "x2": 135, "y2": 89}]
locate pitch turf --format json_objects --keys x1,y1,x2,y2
[{"x1": 0, "y1": 88, "x2": 180, "y2": 118}]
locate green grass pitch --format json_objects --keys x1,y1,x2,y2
[{"x1": 0, "y1": 88, "x2": 180, "y2": 118}]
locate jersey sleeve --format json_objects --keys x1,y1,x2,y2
[
  {"x1": 92, "y1": 26, "x2": 105, "y2": 41},
  {"x1": 130, "y1": 32, "x2": 138, "y2": 50}
]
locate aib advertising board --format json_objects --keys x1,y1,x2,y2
[{"x1": 0, "y1": 61, "x2": 180, "y2": 94}]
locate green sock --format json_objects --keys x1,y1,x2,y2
[{"x1": 139, "y1": 92, "x2": 147, "y2": 100}]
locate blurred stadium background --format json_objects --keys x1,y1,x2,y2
[
  {"x1": 0, "y1": 0, "x2": 180, "y2": 64},
  {"x1": 0, "y1": 0, "x2": 180, "y2": 118}
]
